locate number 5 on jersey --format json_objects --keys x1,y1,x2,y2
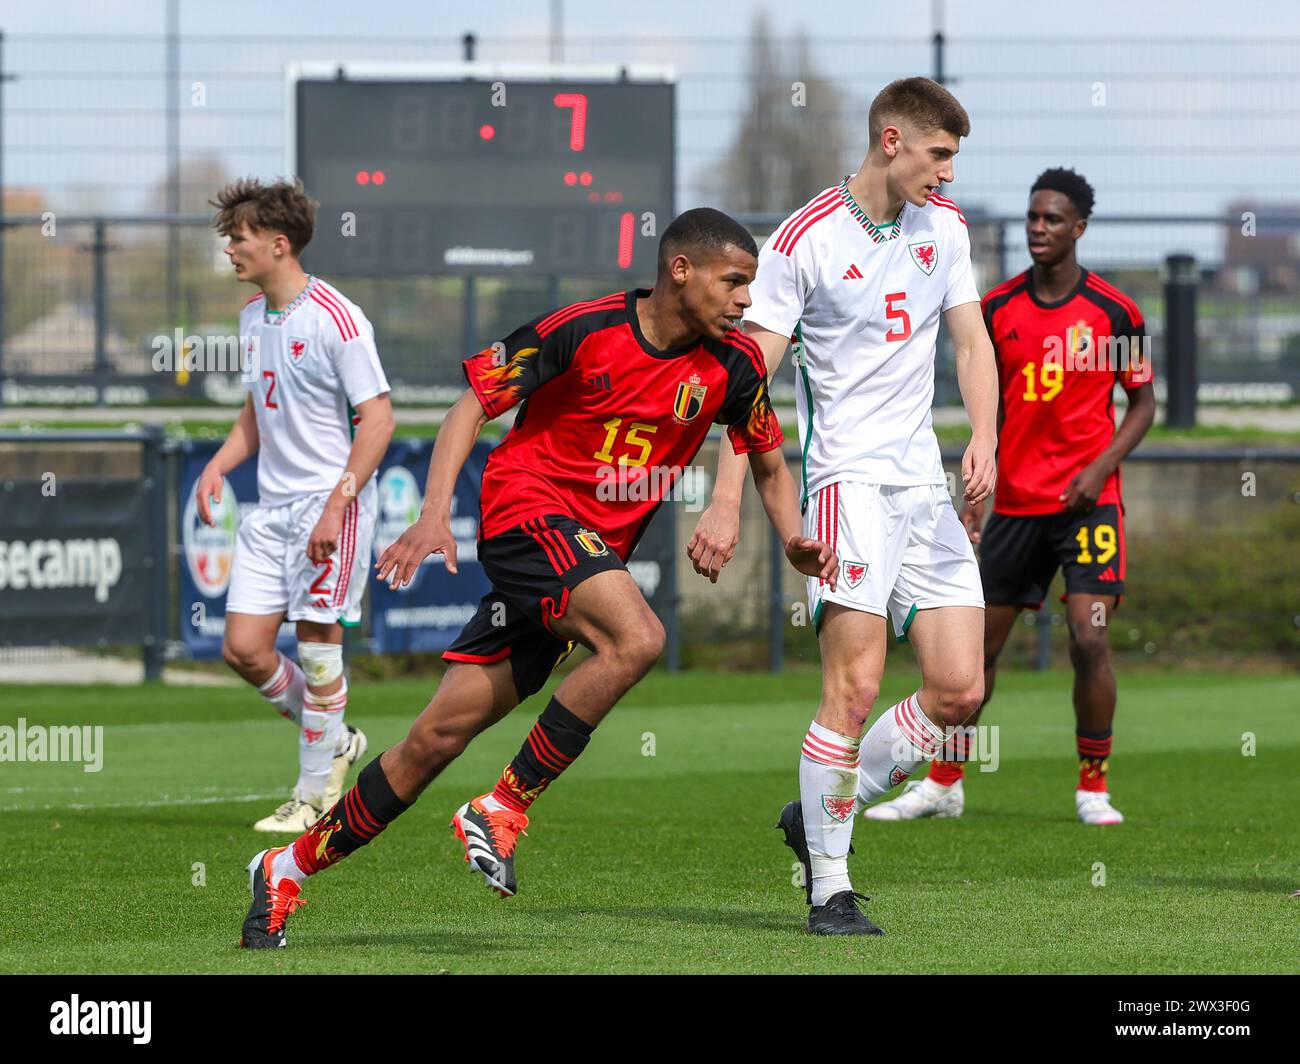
[{"x1": 884, "y1": 292, "x2": 911, "y2": 342}]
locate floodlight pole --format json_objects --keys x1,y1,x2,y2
[{"x1": 0, "y1": 29, "x2": 13, "y2": 408}]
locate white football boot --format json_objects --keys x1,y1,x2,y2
[
  {"x1": 253, "y1": 787, "x2": 325, "y2": 833},
  {"x1": 1076, "y1": 789, "x2": 1124, "y2": 825},
  {"x1": 863, "y1": 777, "x2": 965, "y2": 821},
  {"x1": 321, "y1": 725, "x2": 368, "y2": 811}
]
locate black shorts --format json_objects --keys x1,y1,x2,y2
[
  {"x1": 442, "y1": 514, "x2": 627, "y2": 700},
  {"x1": 979, "y1": 503, "x2": 1126, "y2": 607}
]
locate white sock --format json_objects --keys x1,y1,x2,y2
[
  {"x1": 258, "y1": 653, "x2": 305, "y2": 724},
  {"x1": 856, "y1": 692, "x2": 945, "y2": 811},
  {"x1": 271, "y1": 845, "x2": 308, "y2": 885},
  {"x1": 296, "y1": 680, "x2": 348, "y2": 796},
  {"x1": 799, "y1": 720, "x2": 862, "y2": 907}
]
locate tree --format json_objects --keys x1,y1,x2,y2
[{"x1": 697, "y1": 10, "x2": 847, "y2": 213}]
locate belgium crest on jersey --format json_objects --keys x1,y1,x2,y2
[
  {"x1": 574, "y1": 527, "x2": 608, "y2": 557},
  {"x1": 673, "y1": 373, "x2": 708, "y2": 424},
  {"x1": 1067, "y1": 319, "x2": 1095, "y2": 358}
]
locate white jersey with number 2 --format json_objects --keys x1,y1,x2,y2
[
  {"x1": 745, "y1": 180, "x2": 980, "y2": 504},
  {"x1": 240, "y1": 276, "x2": 390, "y2": 507}
]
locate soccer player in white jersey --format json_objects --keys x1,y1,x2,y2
[
  {"x1": 689, "y1": 78, "x2": 998, "y2": 934},
  {"x1": 197, "y1": 179, "x2": 395, "y2": 832}
]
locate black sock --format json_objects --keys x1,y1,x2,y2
[
  {"x1": 491, "y1": 696, "x2": 594, "y2": 811},
  {"x1": 293, "y1": 756, "x2": 411, "y2": 874}
]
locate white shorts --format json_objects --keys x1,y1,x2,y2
[
  {"x1": 226, "y1": 484, "x2": 376, "y2": 626},
  {"x1": 805, "y1": 481, "x2": 984, "y2": 639}
]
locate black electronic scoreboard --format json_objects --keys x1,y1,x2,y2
[{"x1": 291, "y1": 65, "x2": 675, "y2": 277}]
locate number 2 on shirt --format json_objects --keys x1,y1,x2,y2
[
  {"x1": 263, "y1": 370, "x2": 279, "y2": 409},
  {"x1": 884, "y1": 292, "x2": 911, "y2": 342}
]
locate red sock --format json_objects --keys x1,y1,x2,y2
[
  {"x1": 929, "y1": 759, "x2": 965, "y2": 786},
  {"x1": 1076, "y1": 730, "x2": 1112, "y2": 792}
]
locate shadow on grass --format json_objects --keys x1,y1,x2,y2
[
  {"x1": 303, "y1": 930, "x2": 564, "y2": 956},
  {"x1": 529, "y1": 904, "x2": 800, "y2": 934}
]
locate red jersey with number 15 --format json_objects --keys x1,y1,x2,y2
[
  {"x1": 982, "y1": 268, "x2": 1150, "y2": 516},
  {"x1": 463, "y1": 289, "x2": 783, "y2": 560}
]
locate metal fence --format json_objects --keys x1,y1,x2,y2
[
  {"x1": 3, "y1": 210, "x2": 1300, "y2": 407},
  {"x1": 4, "y1": 28, "x2": 1300, "y2": 403},
  {"x1": 8, "y1": 30, "x2": 1300, "y2": 214}
]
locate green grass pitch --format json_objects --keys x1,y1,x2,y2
[{"x1": 1, "y1": 667, "x2": 1295, "y2": 973}]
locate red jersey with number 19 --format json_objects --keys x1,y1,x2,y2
[
  {"x1": 982, "y1": 268, "x2": 1149, "y2": 516},
  {"x1": 462, "y1": 289, "x2": 783, "y2": 561}
]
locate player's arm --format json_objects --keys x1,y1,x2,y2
[
  {"x1": 375, "y1": 390, "x2": 489, "y2": 589},
  {"x1": 1061, "y1": 321, "x2": 1156, "y2": 510},
  {"x1": 307, "y1": 393, "x2": 396, "y2": 564},
  {"x1": 687, "y1": 323, "x2": 790, "y2": 581},
  {"x1": 946, "y1": 300, "x2": 998, "y2": 505},
  {"x1": 197, "y1": 394, "x2": 259, "y2": 527},
  {"x1": 377, "y1": 317, "x2": 572, "y2": 589},
  {"x1": 747, "y1": 444, "x2": 837, "y2": 589}
]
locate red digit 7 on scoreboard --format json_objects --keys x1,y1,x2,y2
[
  {"x1": 552, "y1": 93, "x2": 588, "y2": 151},
  {"x1": 884, "y1": 292, "x2": 912, "y2": 342}
]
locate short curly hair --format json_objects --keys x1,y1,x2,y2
[
  {"x1": 210, "y1": 177, "x2": 316, "y2": 255},
  {"x1": 1030, "y1": 167, "x2": 1095, "y2": 219}
]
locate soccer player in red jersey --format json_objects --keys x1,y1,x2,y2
[
  {"x1": 239, "y1": 208, "x2": 840, "y2": 947},
  {"x1": 866, "y1": 168, "x2": 1155, "y2": 826}
]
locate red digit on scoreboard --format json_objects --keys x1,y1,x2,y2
[
  {"x1": 618, "y1": 211, "x2": 635, "y2": 269},
  {"x1": 552, "y1": 92, "x2": 588, "y2": 151}
]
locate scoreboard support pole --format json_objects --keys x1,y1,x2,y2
[{"x1": 462, "y1": 276, "x2": 478, "y2": 359}]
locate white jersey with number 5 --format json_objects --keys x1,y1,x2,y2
[
  {"x1": 745, "y1": 180, "x2": 980, "y2": 504},
  {"x1": 240, "y1": 276, "x2": 390, "y2": 507}
]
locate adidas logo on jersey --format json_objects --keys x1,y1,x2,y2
[
  {"x1": 842, "y1": 264, "x2": 863, "y2": 280},
  {"x1": 1098, "y1": 567, "x2": 1118, "y2": 582},
  {"x1": 586, "y1": 373, "x2": 612, "y2": 391}
]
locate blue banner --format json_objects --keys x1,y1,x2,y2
[
  {"x1": 369, "y1": 439, "x2": 494, "y2": 653},
  {"x1": 175, "y1": 441, "x2": 298, "y2": 659}
]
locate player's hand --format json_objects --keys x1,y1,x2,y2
[
  {"x1": 960, "y1": 498, "x2": 986, "y2": 545},
  {"x1": 784, "y1": 535, "x2": 838, "y2": 591},
  {"x1": 196, "y1": 463, "x2": 224, "y2": 527},
  {"x1": 307, "y1": 507, "x2": 343, "y2": 564},
  {"x1": 375, "y1": 512, "x2": 457, "y2": 589},
  {"x1": 961, "y1": 436, "x2": 997, "y2": 505},
  {"x1": 686, "y1": 503, "x2": 740, "y2": 583},
  {"x1": 1061, "y1": 461, "x2": 1107, "y2": 512}
]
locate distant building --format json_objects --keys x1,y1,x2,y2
[{"x1": 1224, "y1": 202, "x2": 1300, "y2": 293}]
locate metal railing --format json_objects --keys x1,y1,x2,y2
[{"x1": 3, "y1": 211, "x2": 1299, "y2": 409}]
